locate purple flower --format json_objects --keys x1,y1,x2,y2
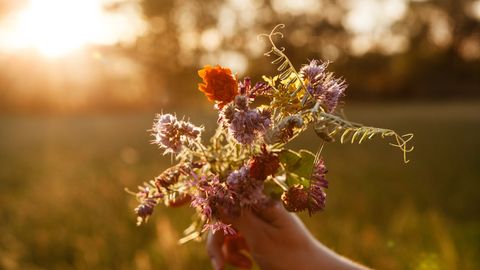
[
  {"x1": 307, "y1": 182, "x2": 327, "y2": 215},
  {"x1": 152, "y1": 114, "x2": 203, "y2": 154},
  {"x1": 322, "y1": 79, "x2": 346, "y2": 113},
  {"x1": 311, "y1": 158, "x2": 328, "y2": 188},
  {"x1": 238, "y1": 77, "x2": 272, "y2": 98},
  {"x1": 133, "y1": 183, "x2": 164, "y2": 225},
  {"x1": 307, "y1": 158, "x2": 329, "y2": 215},
  {"x1": 135, "y1": 198, "x2": 157, "y2": 225},
  {"x1": 189, "y1": 174, "x2": 237, "y2": 219},
  {"x1": 202, "y1": 221, "x2": 236, "y2": 235},
  {"x1": 222, "y1": 95, "x2": 271, "y2": 145},
  {"x1": 300, "y1": 60, "x2": 346, "y2": 112},
  {"x1": 226, "y1": 165, "x2": 268, "y2": 208},
  {"x1": 300, "y1": 60, "x2": 329, "y2": 88}
]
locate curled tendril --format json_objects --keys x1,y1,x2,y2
[
  {"x1": 258, "y1": 24, "x2": 312, "y2": 104},
  {"x1": 257, "y1": 24, "x2": 286, "y2": 55}
]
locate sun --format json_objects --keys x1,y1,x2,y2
[{"x1": 0, "y1": 0, "x2": 147, "y2": 58}]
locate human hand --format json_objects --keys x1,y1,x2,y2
[{"x1": 206, "y1": 203, "x2": 368, "y2": 270}]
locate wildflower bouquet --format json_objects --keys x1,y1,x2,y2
[{"x1": 131, "y1": 25, "x2": 414, "y2": 243}]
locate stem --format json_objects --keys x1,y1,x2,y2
[{"x1": 272, "y1": 176, "x2": 289, "y2": 191}]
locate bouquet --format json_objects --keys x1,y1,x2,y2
[{"x1": 130, "y1": 25, "x2": 414, "y2": 243}]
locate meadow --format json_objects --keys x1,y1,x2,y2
[{"x1": 1, "y1": 101, "x2": 479, "y2": 270}]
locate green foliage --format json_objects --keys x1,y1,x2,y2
[
  {"x1": 259, "y1": 24, "x2": 311, "y2": 106},
  {"x1": 314, "y1": 111, "x2": 414, "y2": 163},
  {"x1": 279, "y1": 149, "x2": 316, "y2": 188},
  {"x1": 260, "y1": 25, "x2": 414, "y2": 163}
]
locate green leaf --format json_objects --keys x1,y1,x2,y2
[
  {"x1": 279, "y1": 149, "x2": 301, "y2": 170},
  {"x1": 263, "y1": 180, "x2": 284, "y2": 200},
  {"x1": 285, "y1": 173, "x2": 310, "y2": 188},
  {"x1": 279, "y1": 149, "x2": 316, "y2": 187},
  {"x1": 292, "y1": 150, "x2": 315, "y2": 179}
]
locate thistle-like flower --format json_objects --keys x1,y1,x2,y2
[
  {"x1": 248, "y1": 145, "x2": 280, "y2": 181},
  {"x1": 281, "y1": 185, "x2": 308, "y2": 212},
  {"x1": 221, "y1": 95, "x2": 271, "y2": 145},
  {"x1": 300, "y1": 60, "x2": 346, "y2": 112},
  {"x1": 152, "y1": 114, "x2": 203, "y2": 154}
]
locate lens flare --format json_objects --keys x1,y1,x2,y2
[{"x1": 0, "y1": 0, "x2": 147, "y2": 57}]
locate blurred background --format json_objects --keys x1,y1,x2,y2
[{"x1": 0, "y1": 0, "x2": 479, "y2": 269}]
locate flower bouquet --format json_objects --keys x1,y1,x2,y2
[{"x1": 130, "y1": 25, "x2": 414, "y2": 243}]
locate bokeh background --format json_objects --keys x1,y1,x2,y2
[{"x1": 1, "y1": 0, "x2": 479, "y2": 269}]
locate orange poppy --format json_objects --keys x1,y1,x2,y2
[{"x1": 198, "y1": 65, "x2": 238, "y2": 108}]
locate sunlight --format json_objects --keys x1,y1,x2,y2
[{"x1": 0, "y1": 0, "x2": 147, "y2": 57}]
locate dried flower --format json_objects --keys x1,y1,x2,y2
[
  {"x1": 248, "y1": 145, "x2": 280, "y2": 181},
  {"x1": 135, "y1": 199, "x2": 156, "y2": 225},
  {"x1": 307, "y1": 181, "x2": 326, "y2": 215},
  {"x1": 152, "y1": 114, "x2": 203, "y2": 154},
  {"x1": 167, "y1": 193, "x2": 192, "y2": 207},
  {"x1": 311, "y1": 158, "x2": 328, "y2": 189},
  {"x1": 282, "y1": 185, "x2": 308, "y2": 212},
  {"x1": 155, "y1": 162, "x2": 202, "y2": 189},
  {"x1": 134, "y1": 184, "x2": 163, "y2": 225},
  {"x1": 198, "y1": 65, "x2": 238, "y2": 108}
]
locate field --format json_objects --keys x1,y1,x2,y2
[{"x1": 1, "y1": 102, "x2": 479, "y2": 270}]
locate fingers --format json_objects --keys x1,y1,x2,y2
[
  {"x1": 223, "y1": 234, "x2": 253, "y2": 269},
  {"x1": 253, "y1": 202, "x2": 291, "y2": 227},
  {"x1": 207, "y1": 230, "x2": 225, "y2": 270}
]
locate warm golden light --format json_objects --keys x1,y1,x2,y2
[{"x1": 0, "y1": 0, "x2": 147, "y2": 57}]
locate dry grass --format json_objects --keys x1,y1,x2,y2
[{"x1": 0, "y1": 102, "x2": 479, "y2": 269}]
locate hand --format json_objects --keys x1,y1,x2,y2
[{"x1": 206, "y1": 203, "x2": 369, "y2": 270}]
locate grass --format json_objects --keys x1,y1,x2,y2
[{"x1": 0, "y1": 101, "x2": 479, "y2": 269}]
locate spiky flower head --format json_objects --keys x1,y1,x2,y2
[
  {"x1": 152, "y1": 114, "x2": 203, "y2": 155},
  {"x1": 248, "y1": 145, "x2": 280, "y2": 181},
  {"x1": 300, "y1": 60, "x2": 346, "y2": 112},
  {"x1": 220, "y1": 94, "x2": 271, "y2": 145},
  {"x1": 281, "y1": 185, "x2": 308, "y2": 212}
]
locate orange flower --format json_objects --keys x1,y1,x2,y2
[{"x1": 198, "y1": 65, "x2": 238, "y2": 108}]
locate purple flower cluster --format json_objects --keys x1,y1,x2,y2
[
  {"x1": 300, "y1": 60, "x2": 346, "y2": 112},
  {"x1": 226, "y1": 165, "x2": 268, "y2": 208},
  {"x1": 307, "y1": 158, "x2": 328, "y2": 215},
  {"x1": 238, "y1": 77, "x2": 272, "y2": 98},
  {"x1": 134, "y1": 185, "x2": 163, "y2": 225},
  {"x1": 202, "y1": 221, "x2": 236, "y2": 235},
  {"x1": 220, "y1": 95, "x2": 271, "y2": 144},
  {"x1": 152, "y1": 114, "x2": 203, "y2": 154},
  {"x1": 189, "y1": 174, "x2": 237, "y2": 235}
]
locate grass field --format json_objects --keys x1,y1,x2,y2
[{"x1": 1, "y1": 102, "x2": 479, "y2": 270}]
